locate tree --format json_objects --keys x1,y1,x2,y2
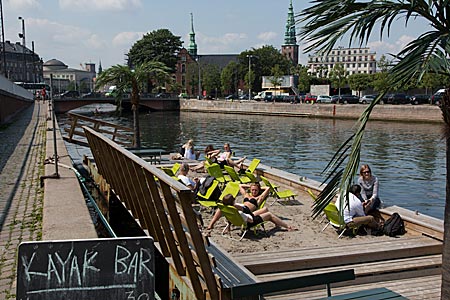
[
  {"x1": 221, "y1": 61, "x2": 239, "y2": 95},
  {"x1": 329, "y1": 63, "x2": 348, "y2": 96},
  {"x1": 127, "y1": 29, "x2": 182, "y2": 72},
  {"x1": 299, "y1": 1, "x2": 450, "y2": 298},
  {"x1": 201, "y1": 64, "x2": 221, "y2": 98},
  {"x1": 95, "y1": 61, "x2": 170, "y2": 148},
  {"x1": 291, "y1": 64, "x2": 311, "y2": 93},
  {"x1": 238, "y1": 46, "x2": 292, "y2": 93},
  {"x1": 347, "y1": 73, "x2": 371, "y2": 96},
  {"x1": 269, "y1": 64, "x2": 284, "y2": 96}
]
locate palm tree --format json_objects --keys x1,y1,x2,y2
[
  {"x1": 298, "y1": 1, "x2": 450, "y2": 298},
  {"x1": 96, "y1": 61, "x2": 170, "y2": 148}
]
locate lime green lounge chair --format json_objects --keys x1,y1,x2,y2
[
  {"x1": 223, "y1": 165, "x2": 253, "y2": 184},
  {"x1": 161, "y1": 162, "x2": 180, "y2": 177},
  {"x1": 206, "y1": 163, "x2": 231, "y2": 188},
  {"x1": 216, "y1": 202, "x2": 265, "y2": 241},
  {"x1": 243, "y1": 158, "x2": 260, "y2": 182},
  {"x1": 197, "y1": 180, "x2": 220, "y2": 210},
  {"x1": 260, "y1": 176, "x2": 297, "y2": 205},
  {"x1": 322, "y1": 202, "x2": 359, "y2": 238}
]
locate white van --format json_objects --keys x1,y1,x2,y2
[{"x1": 431, "y1": 88, "x2": 446, "y2": 105}]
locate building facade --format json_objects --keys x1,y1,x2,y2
[
  {"x1": 307, "y1": 47, "x2": 377, "y2": 76},
  {"x1": 1, "y1": 40, "x2": 43, "y2": 83},
  {"x1": 42, "y1": 59, "x2": 96, "y2": 94}
]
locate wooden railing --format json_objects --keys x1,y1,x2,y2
[
  {"x1": 63, "y1": 112, "x2": 134, "y2": 147},
  {"x1": 83, "y1": 126, "x2": 221, "y2": 300}
]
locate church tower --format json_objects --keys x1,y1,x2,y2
[
  {"x1": 281, "y1": 0, "x2": 299, "y2": 65},
  {"x1": 187, "y1": 13, "x2": 198, "y2": 57}
]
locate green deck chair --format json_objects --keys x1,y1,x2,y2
[
  {"x1": 197, "y1": 180, "x2": 220, "y2": 210},
  {"x1": 223, "y1": 165, "x2": 253, "y2": 184},
  {"x1": 322, "y1": 202, "x2": 359, "y2": 238},
  {"x1": 161, "y1": 162, "x2": 180, "y2": 177},
  {"x1": 243, "y1": 158, "x2": 260, "y2": 182},
  {"x1": 218, "y1": 181, "x2": 240, "y2": 201},
  {"x1": 217, "y1": 203, "x2": 248, "y2": 241},
  {"x1": 260, "y1": 176, "x2": 297, "y2": 205},
  {"x1": 206, "y1": 163, "x2": 231, "y2": 188}
]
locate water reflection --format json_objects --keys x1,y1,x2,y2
[{"x1": 72, "y1": 108, "x2": 446, "y2": 220}]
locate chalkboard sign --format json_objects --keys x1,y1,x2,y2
[{"x1": 17, "y1": 237, "x2": 154, "y2": 300}]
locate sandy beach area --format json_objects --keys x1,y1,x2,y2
[{"x1": 188, "y1": 167, "x2": 395, "y2": 255}]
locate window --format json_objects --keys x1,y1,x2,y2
[{"x1": 181, "y1": 64, "x2": 186, "y2": 73}]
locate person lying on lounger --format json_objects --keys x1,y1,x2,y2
[{"x1": 221, "y1": 194, "x2": 297, "y2": 232}]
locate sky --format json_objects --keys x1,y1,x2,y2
[{"x1": 3, "y1": 0, "x2": 425, "y2": 71}]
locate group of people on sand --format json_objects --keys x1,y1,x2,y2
[
  {"x1": 175, "y1": 140, "x2": 297, "y2": 237},
  {"x1": 336, "y1": 164, "x2": 384, "y2": 235},
  {"x1": 177, "y1": 139, "x2": 383, "y2": 238}
]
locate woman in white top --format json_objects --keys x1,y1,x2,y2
[{"x1": 182, "y1": 139, "x2": 197, "y2": 160}]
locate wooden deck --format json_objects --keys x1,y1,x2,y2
[{"x1": 81, "y1": 131, "x2": 444, "y2": 299}]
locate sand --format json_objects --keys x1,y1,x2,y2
[{"x1": 189, "y1": 168, "x2": 394, "y2": 255}]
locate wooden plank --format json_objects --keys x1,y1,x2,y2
[
  {"x1": 259, "y1": 254, "x2": 442, "y2": 283},
  {"x1": 236, "y1": 236, "x2": 442, "y2": 274}
]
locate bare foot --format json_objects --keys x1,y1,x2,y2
[
  {"x1": 203, "y1": 228, "x2": 212, "y2": 237},
  {"x1": 287, "y1": 226, "x2": 298, "y2": 231}
]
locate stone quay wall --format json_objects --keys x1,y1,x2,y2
[
  {"x1": 180, "y1": 99, "x2": 443, "y2": 123},
  {"x1": 0, "y1": 76, "x2": 34, "y2": 124}
]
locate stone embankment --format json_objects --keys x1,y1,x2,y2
[{"x1": 180, "y1": 99, "x2": 443, "y2": 123}]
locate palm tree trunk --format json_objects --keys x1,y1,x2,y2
[
  {"x1": 132, "y1": 104, "x2": 141, "y2": 149},
  {"x1": 440, "y1": 89, "x2": 450, "y2": 299}
]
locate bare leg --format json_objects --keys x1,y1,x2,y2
[
  {"x1": 253, "y1": 207, "x2": 268, "y2": 215},
  {"x1": 206, "y1": 209, "x2": 222, "y2": 230},
  {"x1": 260, "y1": 212, "x2": 297, "y2": 231}
]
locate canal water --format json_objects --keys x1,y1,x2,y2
[{"x1": 71, "y1": 107, "x2": 447, "y2": 220}]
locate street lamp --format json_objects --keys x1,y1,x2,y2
[
  {"x1": 18, "y1": 16, "x2": 26, "y2": 82},
  {"x1": 246, "y1": 54, "x2": 254, "y2": 99},
  {"x1": 0, "y1": 0, "x2": 6, "y2": 78}
]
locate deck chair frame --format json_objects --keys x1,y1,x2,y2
[
  {"x1": 322, "y1": 202, "x2": 359, "y2": 238},
  {"x1": 260, "y1": 176, "x2": 297, "y2": 205}
]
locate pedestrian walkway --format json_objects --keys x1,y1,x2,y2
[{"x1": 0, "y1": 101, "x2": 47, "y2": 299}]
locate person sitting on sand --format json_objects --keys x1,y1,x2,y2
[
  {"x1": 204, "y1": 183, "x2": 272, "y2": 235},
  {"x1": 334, "y1": 184, "x2": 381, "y2": 234},
  {"x1": 182, "y1": 139, "x2": 200, "y2": 160},
  {"x1": 178, "y1": 162, "x2": 204, "y2": 194},
  {"x1": 221, "y1": 194, "x2": 296, "y2": 231},
  {"x1": 217, "y1": 143, "x2": 246, "y2": 170}
]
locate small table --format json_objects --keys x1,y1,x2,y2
[{"x1": 128, "y1": 148, "x2": 165, "y2": 164}]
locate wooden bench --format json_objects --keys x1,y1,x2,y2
[
  {"x1": 316, "y1": 287, "x2": 407, "y2": 299},
  {"x1": 230, "y1": 269, "x2": 356, "y2": 299},
  {"x1": 127, "y1": 148, "x2": 166, "y2": 164}
]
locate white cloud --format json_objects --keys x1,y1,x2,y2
[
  {"x1": 59, "y1": 0, "x2": 142, "y2": 11},
  {"x1": 257, "y1": 31, "x2": 277, "y2": 42},
  {"x1": 6, "y1": 0, "x2": 40, "y2": 10},
  {"x1": 368, "y1": 35, "x2": 415, "y2": 58},
  {"x1": 112, "y1": 31, "x2": 144, "y2": 47}
]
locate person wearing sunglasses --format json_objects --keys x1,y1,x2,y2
[{"x1": 358, "y1": 164, "x2": 381, "y2": 215}]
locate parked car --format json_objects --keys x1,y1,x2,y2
[
  {"x1": 330, "y1": 95, "x2": 340, "y2": 103},
  {"x1": 359, "y1": 94, "x2": 377, "y2": 104},
  {"x1": 304, "y1": 95, "x2": 317, "y2": 104},
  {"x1": 155, "y1": 93, "x2": 170, "y2": 98},
  {"x1": 225, "y1": 94, "x2": 238, "y2": 100},
  {"x1": 282, "y1": 95, "x2": 298, "y2": 103},
  {"x1": 59, "y1": 90, "x2": 80, "y2": 98},
  {"x1": 316, "y1": 95, "x2": 332, "y2": 103},
  {"x1": 387, "y1": 93, "x2": 410, "y2": 104},
  {"x1": 337, "y1": 94, "x2": 359, "y2": 104},
  {"x1": 410, "y1": 94, "x2": 430, "y2": 105},
  {"x1": 431, "y1": 89, "x2": 445, "y2": 105},
  {"x1": 81, "y1": 92, "x2": 102, "y2": 98},
  {"x1": 239, "y1": 94, "x2": 249, "y2": 100}
]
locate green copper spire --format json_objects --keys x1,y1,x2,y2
[
  {"x1": 187, "y1": 12, "x2": 198, "y2": 57},
  {"x1": 284, "y1": 0, "x2": 296, "y2": 45}
]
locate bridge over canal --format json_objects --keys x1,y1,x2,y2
[{"x1": 53, "y1": 96, "x2": 180, "y2": 113}]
